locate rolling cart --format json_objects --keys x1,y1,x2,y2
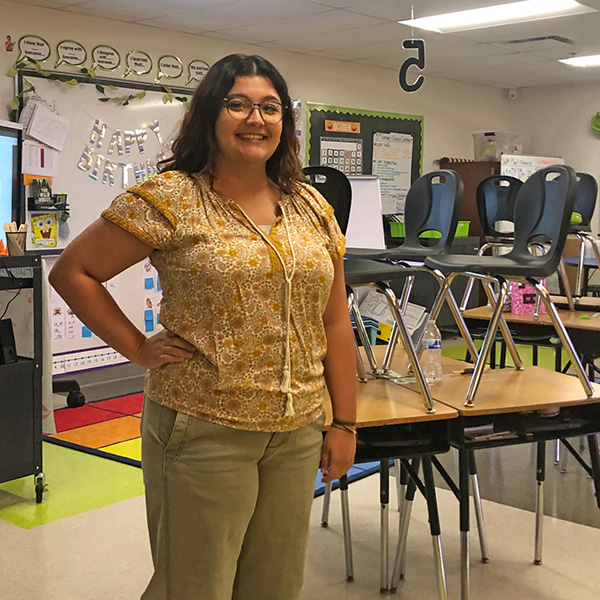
[{"x1": 0, "y1": 254, "x2": 44, "y2": 502}]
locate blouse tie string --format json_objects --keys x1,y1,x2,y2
[{"x1": 226, "y1": 197, "x2": 297, "y2": 418}]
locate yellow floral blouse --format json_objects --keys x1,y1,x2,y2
[{"x1": 101, "y1": 171, "x2": 345, "y2": 432}]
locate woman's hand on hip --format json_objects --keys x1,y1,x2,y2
[
  {"x1": 320, "y1": 427, "x2": 357, "y2": 484},
  {"x1": 135, "y1": 329, "x2": 196, "y2": 368}
]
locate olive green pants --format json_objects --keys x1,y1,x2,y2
[{"x1": 140, "y1": 398, "x2": 324, "y2": 600}]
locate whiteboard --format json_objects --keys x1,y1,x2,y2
[
  {"x1": 501, "y1": 154, "x2": 564, "y2": 181},
  {"x1": 18, "y1": 72, "x2": 191, "y2": 373},
  {"x1": 345, "y1": 176, "x2": 386, "y2": 249}
]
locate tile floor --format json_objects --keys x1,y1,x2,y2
[{"x1": 1, "y1": 442, "x2": 599, "y2": 600}]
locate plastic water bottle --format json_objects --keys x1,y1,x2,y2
[{"x1": 421, "y1": 320, "x2": 442, "y2": 383}]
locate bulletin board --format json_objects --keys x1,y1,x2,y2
[
  {"x1": 306, "y1": 103, "x2": 423, "y2": 217},
  {"x1": 16, "y1": 70, "x2": 192, "y2": 373}
]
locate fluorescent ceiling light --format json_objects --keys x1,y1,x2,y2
[
  {"x1": 559, "y1": 54, "x2": 600, "y2": 67},
  {"x1": 399, "y1": 0, "x2": 595, "y2": 33}
]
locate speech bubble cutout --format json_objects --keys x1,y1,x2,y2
[
  {"x1": 186, "y1": 59, "x2": 209, "y2": 85},
  {"x1": 124, "y1": 50, "x2": 153, "y2": 78},
  {"x1": 91, "y1": 45, "x2": 120, "y2": 71},
  {"x1": 17, "y1": 35, "x2": 50, "y2": 64},
  {"x1": 55, "y1": 40, "x2": 87, "y2": 68},
  {"x1": 156, "y1": 55, "x2": 183, "y2": 82}
]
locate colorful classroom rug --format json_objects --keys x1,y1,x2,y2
[{"x1": 43, "y1": 392, "x2": 380, "y2": 497}]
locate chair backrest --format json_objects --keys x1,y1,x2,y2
[
  {"x1": 572, "y1": 171, "x2": 598, "y2": 229},
  {"x1": 508, "y1": 165, "x2": 577, "y2": 273},
  {"x1": 302, "y1": 166, "x2": 352, "y2": 235},
  {"x1": 476, "y1": 175, "x2": 522, "y2": 239},
  {"x1": 401, "y1": 169, "x2": 463, "y2": 253}
]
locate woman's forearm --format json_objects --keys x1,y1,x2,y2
[{"x1": 323, "y1": 318, "x2": 357, "y2": 423}]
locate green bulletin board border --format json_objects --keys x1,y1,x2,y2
[{"x1": 305, "y1": 102, "x2": 424, "y2": 180}]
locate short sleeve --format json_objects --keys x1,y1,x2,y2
[
  {"x1": 295, "y1": 182, "x2": 346, "y2": 260},
  {"x1": 101, "y1": 183, "x2": 177, "y2": 250}
]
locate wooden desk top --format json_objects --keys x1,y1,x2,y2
[
  {"x1": 364, "y1": 342, "x2": 600, "y2": 417},
  {"x1": 463, "y1": 305, "x2": 600, "y2": 332},
  {"x1": 324, "y1": 345, "x2": 458, "y2": 428}
]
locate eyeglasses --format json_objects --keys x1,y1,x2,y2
[{"x1": 223, "y1": 96, "x2": 286, "y2": 124}]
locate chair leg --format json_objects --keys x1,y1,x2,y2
[
  {"x1": 390, "y1": 458, "x2": 420, "y2": 591},
  {"x1": 559, "y1": 440, "x2": 568, "y2": 473},
  {"x1": 468, "y1": 451, "x2": 490, "y2": 563},
  {"x1": 533, "y1": 281, "x2": 594, "y2": 396},
  {"x1": 380, "y1": 460, "x2": 390, "y2": 593},
  {"x1": 465, "y1": 279, "x2": 511, "y2": 407},
  {"x1": 575, "y1": 234, "x2": 587, "y2": 296},
  {"x1": 534, "y1": 442, "x2": 545, "y2": 565},
  {"x1": 554, "y1": 439, "x2": 561, "y2": 465},
  {"x1": 380, "y1": 276, "x2": 414, "y2": 373},
  {"x1": 427, "y1": 269, "x2": 478, "y2": 362},
  {"x1": 348, "y1": 288, "x2": 378, "y2": 372},
  {"x1": 482, "y1": 280, "x2": 524, "y2": 370},
  {"x1": 422, "y1": 457, "x2": 448, "y2": 600},
  {"x1": 339, "y1": 475, "x2": 354, "y2": 581},
  {"x1": 587, "y1": 435, "x2": 600, "y2": 509},
  {"x1": 375, "y1": 282, "x2": 436, "y2": 413},
  {"x1": 321, "y1": 481, "x2": 332, "y2": 526},
  {"x1": 459, "y1": 448, "x2": 470, "y2": 600},
  {"x1": 557, "y1": 258, "x2": 575, "y2": 311}
]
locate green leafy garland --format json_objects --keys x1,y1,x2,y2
[
  {"x1": 6, "y1": 58, "x2": 188, "y2": 121},
  {"x1": 591, "y1": 112, "x2": 600, "y2": 137}
]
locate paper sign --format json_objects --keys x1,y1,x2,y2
[
  {"x1": 124, "y1": 50, "x2": 152, "y2": 77},
  {"x1": 55, "y1": 40, "x2": 86, "y2": 68},
  {"x1": 187, "y1": 59, "x2": 209, "y2": 85},
  {"x1": 27, "y1": 102, "x2": 70, "y2": 151},
  {"x1": 156, "y1": 55, "x2": 183, "y2": 81},
  {"x1": 91, "y1": 44, "x2": 120, "y2": 70},
  {"x1": 22, "y1": 140, "x2": 59, "y2": 176},
  {"x1": 17, "y1": 35, "x2": 50, "y2": 63}
]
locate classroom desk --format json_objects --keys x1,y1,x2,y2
[
  {"x1": 463, "y1": 305, "x2": 600, "y2": 371},
  {"x1": 323, "y1": 357, "x2": 458, "y2": 595},
  {"x1": 402, "y1": 356, "x2": 600, "y2": 600},
  {"x1": 563, "y1": 255, "x2": 598, "y2": 296}
]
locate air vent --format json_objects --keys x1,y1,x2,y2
[{"x1": 504, "y1": 35, "x2": 574, "y2": 45}]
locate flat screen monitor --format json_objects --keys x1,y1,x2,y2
[{"x1": 0, "y1": 121, "x2": 22, "y2": 246}]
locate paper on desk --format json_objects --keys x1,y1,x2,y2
[
  {"x1": 358, "y1": 288, "x2": 427, "y2": 335},
  {"x1": 22, "y1": 140, "x2": 59, "y2": 176},
  {"x1": 26, "y1": 102, "x2": 69, "y2": 151}
]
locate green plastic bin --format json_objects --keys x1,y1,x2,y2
[{"x1": 389, "y1": 220, "x2": 470, "y2": 239}]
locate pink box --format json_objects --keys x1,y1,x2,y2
[{"x1": 510, "y1": 281, "x2": 546, "y2": 315}]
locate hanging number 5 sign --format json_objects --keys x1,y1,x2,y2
[{"x1": 399, "y1": 39, "x2": 425, "y2": 93}]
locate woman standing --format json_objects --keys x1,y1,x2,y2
[{"x1": 49, "y1": 53, "x2": 357, "y2": 600}]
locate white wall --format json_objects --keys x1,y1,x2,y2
[
  {"x1": 508, "y1": 81, "x2": 600, "y2": 232},
  {"x1": 0, "y1": 0, "x2": 509, "y2": 173}
]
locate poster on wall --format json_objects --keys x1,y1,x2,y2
[
  {"x1": 372, "y1": 132, "x2": 413, "y2": 216},
  {"x1": 307, "y1": 103, "x2": 423, "y2": 218}
]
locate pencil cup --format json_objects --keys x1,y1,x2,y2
[{"x1": 6, "y1": 232, "x2": 26, "y2": 256}]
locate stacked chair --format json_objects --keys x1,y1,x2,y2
[
  {"x1": 563, "y1": 172, "x2": 600, "y2": 297},
  {"x1": 425, "y1": 165, "x2": 593, "y2": 407}
]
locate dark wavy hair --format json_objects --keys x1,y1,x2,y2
[{"x1": 158, "y1": 53, "x2": 302, "y2": 193}]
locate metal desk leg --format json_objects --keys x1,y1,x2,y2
[
  {"x1": 469, "y1": 451, "x2": 490, "y2": 563},
  {"x1": 395, "y1": 458, "x2": 407, "y2": 512},
  {"x1": 554, "y1": 439, "x2": 561, "y2": 466},
  {"x1": 321, "y1": 481, "x2": 332, "y2": 526},
  {"x1": 339, "y1": 474, "x2": 354, "y2": 581},
  {"x1": 380, "y1": 460, "x2": 390, "y2": 593},
  {"x1": 422, "y1": 457, "x2": 448, "y2": 600},
  {"x1": 534, "y1": 441, "x2": 545, "y2": 565},
  {"x1": 459, "y1": 449, "x2": 470, "y2": 600},
  {"x1": 587, "y1": 435, "x2": 600, "y2": 509},
  {"x1": 390, "y1": 458, "x2": 420, "y2": 591}
]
